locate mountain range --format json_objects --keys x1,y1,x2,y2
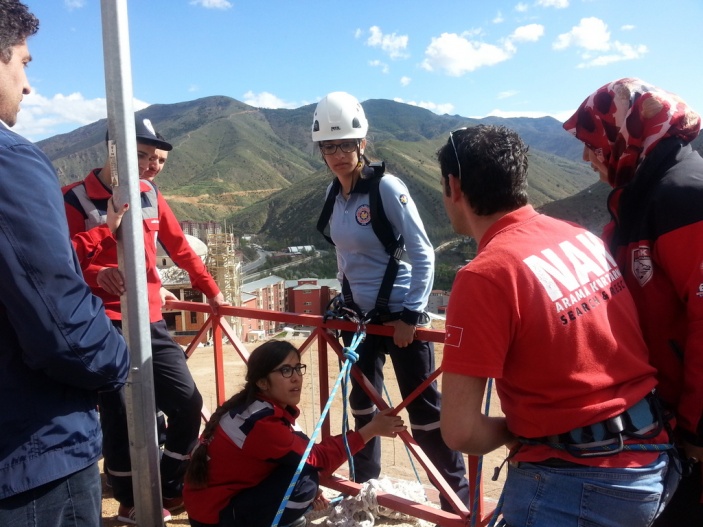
[{"x1": 38, "y1": 96, "x2": 703, "y2": 247}]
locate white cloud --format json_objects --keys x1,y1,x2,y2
[
  {"x1": 366, "y1": 26, "x2": 410, "y2": 60},
  {"x1": 509, "y1": 24, "x2": 545, "y2": 42},
  {"x1": 15, "y1": 91, "x2": 149, "y2": 141},
  {"x1": 497, "y1": 90, "x2": 519, "y2": 99},
  {"x1": 369, "y1": 59, "x2": 389, "y2": 74},
  {"x1": 536, "y1": 0, "x2": 569, "y2": 8},
  {"x1": 493, "y1": 11, "x2": 504, "y2": 24},
  {"x1": 553, "y1": 17, "x2": 610, "y2": 51},
  {"x1": 421, "y1": 32, "x2": 512, "y2": 76},
  {"x1": 578, "y1": 42, "x2": 648, "y2": 68},
  {"x1": 621, "y1": 24, "x2": 635, "y2": 31},
  {"x1": 354, "y1": 28, "x2": 363, "y2": 39},
  {"x1": 515, "y1": 3, "x2": 529, "y2": 12},
  {"x1": 189, "y1": 0, "x2": 232, "y2": 9},
  {"x1": 242, "y1": 91, "x2": 298, "y2": 109},
  {"x1": 64, "y1": 0, "x2": 86, "y2": 9},
  {"x1": 188, "y1": 84, "x2": 199, "y2": 92},
  {"x1": 554, "y1": 18, "x2": 647, "y2": 67},
  {"x1": 394, "y1": 97, "x2": 454, "y2": 115},
  {"x1": 400, "y1": 76, "x2": 411, "y2": 87}
]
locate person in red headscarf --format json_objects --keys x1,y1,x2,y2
[{"x1": 564, "y1": 77, "x2": 703, "y2": 526}]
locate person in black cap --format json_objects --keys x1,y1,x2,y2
[
  {"x1": 63, "y1": 116, "x2": 229, "y2": 524},
  {"x1": 135, "y1": 119, "x2": 171, "y2": 182}
]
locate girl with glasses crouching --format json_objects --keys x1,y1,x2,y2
[{"x1": 183, "y1": 340, "x2": 405, "y2": 527}]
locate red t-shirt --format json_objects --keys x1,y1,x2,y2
[{"x1": 443, "y1": 206, "x2": 663, "y2": 466}]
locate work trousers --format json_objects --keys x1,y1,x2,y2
[
  {"x1": 189, "y1": 464, "x2": 318, "y2": 527},
  {"x1": 101, "y1": 319, "x2": 203, "y2": 505},
  {"x1": 342, "y1": 331, "x2": 469, "y2": 511}
]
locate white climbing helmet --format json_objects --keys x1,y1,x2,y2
[{"x1": 311, "y1": 91, "x2": 368, "y2": 142}]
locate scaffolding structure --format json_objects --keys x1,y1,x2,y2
[{"x1": 205, "y1": 231, "x2": 242, "y2": 337}]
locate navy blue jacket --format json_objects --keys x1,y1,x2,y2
[{"x1": 0, "y1": 123, "x2": 130, "y2": 499}]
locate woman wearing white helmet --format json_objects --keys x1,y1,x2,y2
[{"x1": 313, "y1": 92, "x2": 470, "y2": 513}]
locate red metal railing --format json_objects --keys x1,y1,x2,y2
[{"x1": 167, "y1": 301, "x2": 496, "y2": 527}]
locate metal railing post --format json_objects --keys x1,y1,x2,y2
[{"x1": 100, "y1": 1, "x2": 163, "y2": 525}]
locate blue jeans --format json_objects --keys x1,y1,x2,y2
[
  {"x1": 0, "y1": 463, "x2": 101, "y2": 527},
  {"x1": 500, "y1": 452, "x2": 680, "y2": 527}
]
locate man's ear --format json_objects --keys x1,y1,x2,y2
[
  {"x1": 256, "y1": 378, "x2": 268, "y2": 392},
  {"x1": 448, "y1": 174, "x2": 463, "y2": 202}
]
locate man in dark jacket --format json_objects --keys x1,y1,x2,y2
[{"x1": 0, "y1": 2, "x2": 130, "y2": 526}]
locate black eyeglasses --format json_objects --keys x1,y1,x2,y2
[
  {"x1": 271, "y1": 363, "x2": 307, "y2": 378},
  {"x1": 319, "y1": 141, "x2": 359, "y2": 156},
  {"x1": 449, "y1": 127, "x2": 467, "y2": 181}
]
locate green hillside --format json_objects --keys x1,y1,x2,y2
[
  {"x1": 227, "y1": 139, "x2": 594, "y2": 248},
  {"x1": 38, "y1": 95, "x2": 597, "y2": 248}
]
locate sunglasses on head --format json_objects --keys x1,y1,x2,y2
[{"x1": 448, "y1": 127, "x2": 468, "y2": 181}]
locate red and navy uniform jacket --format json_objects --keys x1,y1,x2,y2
[
  {"x1": 183, "y1": 396, "x2": 365, "y2": 524},
  {"x1": 603, "y1": 138, "x2": 703, "y2": 446},
  {"x1": 63, "y1": 169, "x2": 220, "y2": 323}
]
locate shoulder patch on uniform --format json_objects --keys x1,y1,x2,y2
[
  {"x1": 399, "y1": 194, "x2": 409, "y2": 205},
  {"x1": 356, "y1": 204, "x2": 371, "y2": 226},
  {"x1": 631, "y1": 246, "x2": 653, "y2": 287}
]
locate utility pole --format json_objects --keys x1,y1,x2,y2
[{"x1": 100, "y1": 1, "x2": 164, "y2": 525}]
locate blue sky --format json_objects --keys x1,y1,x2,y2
[{"x1": 16, "y1": 0, "x2": 703, "y2": 142}]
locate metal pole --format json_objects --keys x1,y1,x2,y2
[{"x1": 100, "y1": 1, "x2": 164, "y2": 525}]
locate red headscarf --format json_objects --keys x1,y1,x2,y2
[{"x1": 563, "y1": 78, "x2": 701, "y2": 187}]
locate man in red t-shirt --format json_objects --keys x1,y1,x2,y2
[{"x1": 436, "y1": 125, "x2": 679, "y2": 526}]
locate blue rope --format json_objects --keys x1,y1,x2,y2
[
  {"x1": 341, "y1": 333, "x2": 365, "y2": 482},
  {"x1": 486, "y1": 491, "x2": 505, "y2": 527},
  {"x1": 271, "y1": 331, "x2": 364, "y2": 527},
  {"x1": 518, "y1": 438, "x2": 674, "y2": 455},
  {"x1": 382, "y1": 383, "x2": 422, "y2": 484}
]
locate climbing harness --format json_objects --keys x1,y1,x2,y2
[
  {"x1": 317, "y1": 162, "x2": 406, "y2": 323},
  {"x1": 486, "y1": 391, "x2": 675, "y2": 527}
]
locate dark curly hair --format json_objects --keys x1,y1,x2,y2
[
  {"x1": 437, "y1": 124, "x2": 529, "y2": 216},
  {"x1": 0, "y1": 0, "x2": 39, "y2": 64},
  {"x1": 185, "y1": 340, "x2": 300, "y2": 489}
]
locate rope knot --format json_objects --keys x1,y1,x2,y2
[{"x1": 343, "y1": 348, "x2": 359, "y2": 364}]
